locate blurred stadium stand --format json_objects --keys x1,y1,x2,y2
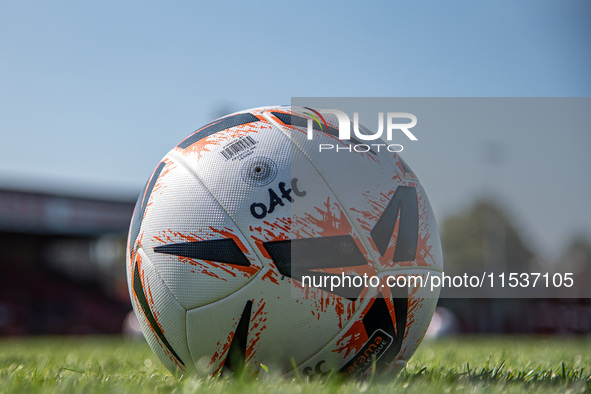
[{"x1": 0, "y1": 187, "x2": 134, "y2": 335}]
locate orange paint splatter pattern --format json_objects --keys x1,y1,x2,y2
[
  {"x1": 381, "y1": 273, "x2": 430, "y2": 365},
  {"x1": 249, "y1": 217, "x2": 291, "y2": 285},
  {"x1": 290, "y1": 198, "x2": 370, "y2": 329},
  {"x1": 249, "y1": 201, "x2": 368, "y2": 329},
  {"x1": 350, "y1": 180, "x2": 436, "y2": 270},
  {"x1": 174, "y1": 118, "x2": 272, "y2": 161},
  {"x1": 333, "y1": 312, "x2": 370, "y2": 360},
  {"x1": 150, "y1": 159, "x2": 176, "y2": 198},
  {"x1": 208, "y1": 314, "x2": 240, "y2": 371},
  {"x1": 127, "y1": 160, "x2": 174, "y2": 272},
  {"x1": 206, "y1": 298, "x2": 268, "y2": 376},
  {"x1": 245, "y1": 299, "x2": 268, "y2": 366},
  {"x1": 293, "y1": 197, "x2": 375, "y2": 272}
]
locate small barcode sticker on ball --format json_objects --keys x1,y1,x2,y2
[{"x1": 220, "y1": 135, "x2": 258, "y2": 161}]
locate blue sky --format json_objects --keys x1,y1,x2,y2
[{"x1": 0, "y1": 0, "x2": 590, "y2": 257}]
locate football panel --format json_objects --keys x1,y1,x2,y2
[
  {"x1": 136, "y1": 157, "x2": 263, "y2": 310},
  {"x1": 185, "y1": 270, "x2": 380, "y2": 377},
  {"x1": 127, "y1": 106, "x2": 442, "y2": 379},
  {"x1": 129, "y1": 248, "x2": 195, "y2": 374}
]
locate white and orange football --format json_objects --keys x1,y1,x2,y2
[{"x1": 126, "y1": 106, "x2": 443, "y2": 378}]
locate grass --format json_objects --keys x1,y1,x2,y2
[{"x1": 0, "y1": 336, "x2": 590, "y2": 393}]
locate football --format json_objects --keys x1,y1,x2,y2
[{"x1": 126, "y1": 106, "x2": 443, "y2": 378}]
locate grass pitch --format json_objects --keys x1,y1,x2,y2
[{"x1": 0, "y1": 336, "x2": 589, "y2": 393}]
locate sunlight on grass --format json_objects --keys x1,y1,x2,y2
[{"x1": 0, "y1": 336, "x2": 589, "y2": 393}]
